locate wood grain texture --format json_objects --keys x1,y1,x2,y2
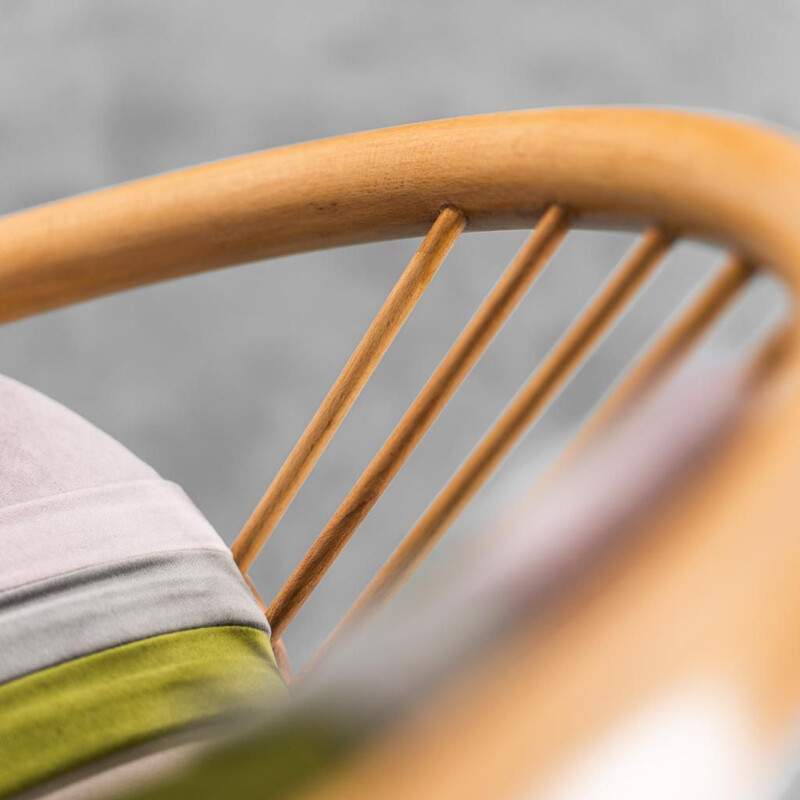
[
  {"x1": 301, "y1": 334, "x2": 800, "y2": 800},
  {"x1": 1, "y1": 110, "x2": 799, "y2": 327},
  {"x1": 3, "y1": 109, "x2": 800, "y2": 796},
  {"x1": 325, "y1": 228, "x2": 672, "y2": 640},
  {"x1": 266, "y1": 205, "x2": 570, "y2": 637},
  {"x1": 232, "y1": 207, "x2": 464, "y2": 571},
  {"x1": 567, "y1": 254, "x2": 754, "y2": 452}
]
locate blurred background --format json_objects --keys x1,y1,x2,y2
[{"x1": 0, "y1": 0, "x2": 794, "y2": 665}]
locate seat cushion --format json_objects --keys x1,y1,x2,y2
[{"x1": 0, "y1": 375, "x2": 284, "y2": 798}]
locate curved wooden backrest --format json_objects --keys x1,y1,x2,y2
[
  {"x1": 3, "y1": 109, "x2": 800, "y2": 795},
  {"x1": 2, "y1": 108, "x2": 799, "y2": 320}
]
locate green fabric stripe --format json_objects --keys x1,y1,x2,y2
[
  {"x1": 130, "y1": 717, "x2": 359, "y2": 800},
  {"x1": 0, "y1": 626, "x2": 284, "y2": 798}
]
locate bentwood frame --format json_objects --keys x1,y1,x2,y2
[{"x1": 2, "y1": 111, "x2": 800, "y2": 726}]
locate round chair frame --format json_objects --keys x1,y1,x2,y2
[{"x1": 2, "y1": 108, "x2": 800, "y2": 797}]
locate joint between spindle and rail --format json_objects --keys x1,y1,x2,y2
[
  {"x1": 231, "y1": 206, "x2": 466, "y2": 576},
  {"x1": 314, "y1": 225, "x2": 673, "y2": 655},
  {"x1": 266, "y1": 205, "x2": 571, "y2": 638}
]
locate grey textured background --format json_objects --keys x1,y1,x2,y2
[{"x1": 0, "y1": 1, "x2": 794, "y2": 665}]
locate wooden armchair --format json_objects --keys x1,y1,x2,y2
[{"x1": 2, "y1": 108, "x2": 800, "y2": 797}]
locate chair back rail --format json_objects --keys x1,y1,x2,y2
[{"x1": 1, "y1": 109, "x2": 800, "y2": 794}]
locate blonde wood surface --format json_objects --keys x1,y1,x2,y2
[
  {"x1": 325, "y1": 228, "x2": 672, "y2": 640},
  {"x1": 266, "y1": 205, "x2": 569, "y2": 637},
  {"x1": 1, "y1": 109, "x2": 800, "y2": 327},
  {"x1": 2, "y1": 108, "x2": 800, "y2": 796},
  {"x1": 567, "y1": 254, "x2": 754, "y2": 452},
  {"x1": 270, "y1": 639, "x2": 292, "y2": 683},
  {"x1": 231, "y1": 207, "x2": 464, "y2": 571},
  {"x1": 302, "y1": 337, "x2": 800, "y2": 800},
  {"x1": 299, "y1": 258, "x2": 749, "y2": 677}
]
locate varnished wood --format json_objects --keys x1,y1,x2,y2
[
  {"x1": 232, "y1": 207, "x2": 464, "y2": 571},
  {"x1": 300, "y1": 254, "x2": 750, "y2": 678},
  {"x1": 2, "y1": 110, "x2": 800, "y2": 327},
  {"x1": 326, "y1": 228, "x2": 672, "y2": 639},
  {"x1": 266, "y1": 205, "x2": 570, "y2": 637},
  {"x1": 571, "y1": 254, "x2": 754, "y2": 450},
  {"x1": 302, "y1": 337, "x2": 799, "y2": 800},
  {"x1": 3, "y1": 109, "x2": 800, "y2": 796},
  {"x1": 271, "y1": 639, "x2": 292, "y2": 682}
]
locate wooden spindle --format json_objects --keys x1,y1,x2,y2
[
  {"x1": 321, "y1": 227, "x2": 672, "y2": 648},
  {"x1": 232, "y1": 207, "x2": 465, "y2": 571},
  {"x1": 267, "y1": 206, "x2": 570, "y2": 637}
]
